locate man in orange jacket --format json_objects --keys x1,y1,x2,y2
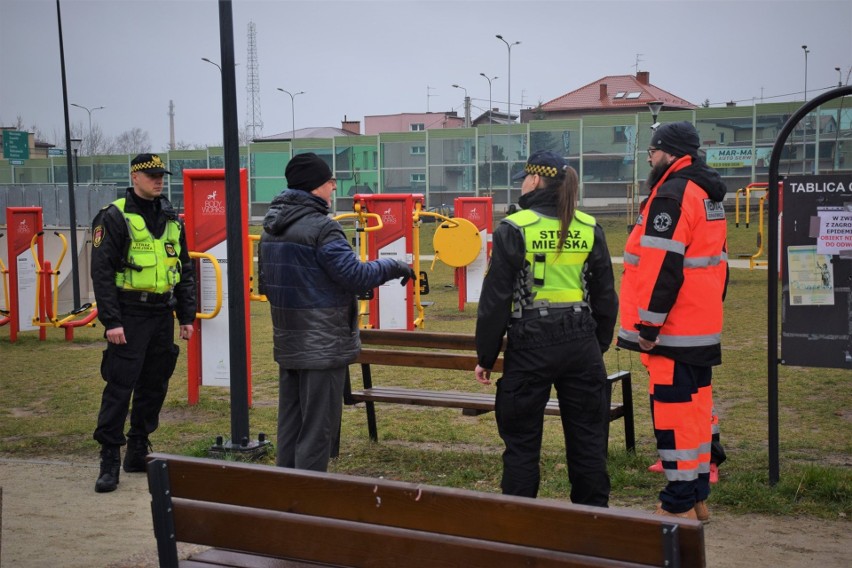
[{"x1": 617, "y1": 121, "x2": 729, "y2": 521}]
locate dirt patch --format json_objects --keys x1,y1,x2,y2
[{"x1": 0, "y1": 457, "x2": 848, "y2": 567}]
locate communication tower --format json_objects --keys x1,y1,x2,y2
[{"x1": 245, "y1": 21, "x2": 263, "y2": 141}]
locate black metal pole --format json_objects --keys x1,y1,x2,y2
[
  {"x1": 56, "y1": 0, "x2": 81, "y2": 308},
  {"x1": 766, "y1": 85, "x2": 852, "y2": 485},
  {"x1": 217, "y1": 0, "x2": 251, "y2": 447}
]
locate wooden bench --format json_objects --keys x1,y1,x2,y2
[
  {"x1": 344, "y1": 329, "x2": 635, "y2": 451},
  {"x1": 146, "y1": 452, "x2": 705, "y2": 567}
]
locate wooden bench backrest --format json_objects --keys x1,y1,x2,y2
[
  {"x1": 357, "y1": 328, "x2": 505, "y2": 372},
  {"x1": 148, "y1": 453, "x2": 704, "y2": 567}
]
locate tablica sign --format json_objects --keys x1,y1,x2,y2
[{"x1": 781, "y1": 173, "x2": 852, "y2": 369}]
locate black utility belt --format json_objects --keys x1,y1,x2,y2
[
  {"x1": 119, "y1": 290, "x2": 174, "y2": 304},
  {"x1": 513, "y1": 303, "x2": 590, "y2": 320}
]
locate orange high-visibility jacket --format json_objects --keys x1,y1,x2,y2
[{"x1": 617, "y1": 155, "x2": 729, "y2": 366}]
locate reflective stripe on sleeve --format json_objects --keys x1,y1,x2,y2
[
  {"x1": 638, "y1": 308, "x2": 667, "y2": 324},
  {"x1": 640, "y1": 235, "x2": 685, "y2": 255}
]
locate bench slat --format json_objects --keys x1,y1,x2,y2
[
  {"x1": 357, "y1": 348, "x2": 491, "y2": 372},
  {"x1": 360, "y1": 329, "x2": 501, "y2": 351},
  {"x1": 348, "y1": 387, "x2": 625, "y2": 418},
  {"x1": 174, "y1": 499, "x2": 641, "y2": 568}
]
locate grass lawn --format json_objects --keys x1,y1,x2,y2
[{"x1": 1, "y1": 213, "x2": 849, "y2": 519}]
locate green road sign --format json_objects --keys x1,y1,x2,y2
[{"x1": 3, "y1": 130, "x2": 30, "y2": 160}]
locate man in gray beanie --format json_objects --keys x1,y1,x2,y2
[
  {"x1": 259, "y1": 152, "x2": 415, "y2": 471},
  {"x1": 617, "y1": 122, "x2": 729, "y2": 521}
]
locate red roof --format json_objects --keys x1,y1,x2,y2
[{"x1": 540, "y1": 73, "x2": 696, "y2": 112}]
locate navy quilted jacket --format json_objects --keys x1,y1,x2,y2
[{"x1": 259, "y1": 189, "x2": 401, "y2": 369}]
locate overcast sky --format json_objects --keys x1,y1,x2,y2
[{"x1": 2, "y1": 0, "x2": 850, "y2": 151}]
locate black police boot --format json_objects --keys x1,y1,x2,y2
[
  {"x1": 123, "y1": 436, "x2": 152, "y2": 473},
  {"x1": 95, "y1": 445, "x2": 120, "y2": 493}
]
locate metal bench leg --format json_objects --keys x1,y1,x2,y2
[
  {"x1": 621, "y1": 371, "x2": 636, "y2": 452},
  {"x1": 661, "y1": 522, "x2": 681, "y2": 568},
  {"x1": 147, "y1": 459, "x2": 179, "y2": 567},
  {"x1": 362, "y1": 363, "x2": 379, "y2": 442}
]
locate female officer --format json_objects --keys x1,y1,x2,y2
[{"x1": 474, "y1": 150, "x2": 617, "y2": 506}]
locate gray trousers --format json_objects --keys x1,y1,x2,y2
[{"x1": 276, "y1": 366, "x2": 346, "y2": 472}]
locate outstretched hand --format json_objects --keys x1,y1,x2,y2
[{"x1": 394, "y1": 260, "x2": 417, "y2": 286}]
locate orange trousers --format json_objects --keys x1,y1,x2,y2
[{"x1": 642, "y1": 353, "x2": 713, "y2": 513}]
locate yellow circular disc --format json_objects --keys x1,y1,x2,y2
[{"x1": 432, "y1": 217, "x2": 482, "y2": 267}]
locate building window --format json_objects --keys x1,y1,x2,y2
[
  {"x1": 411, "y1": 173, "x2": 426, "y2": 183},
  {"x1": 410, "y1": 123, "x2": 425, "y2": 131},
  {"x1": 614, "y1": 91, "x2": 626, "y2": 99},
  {"x1": 613, "y1": 126, "x2": 628, "y2": 143},
  {"x1": 626, "y1": 91, "x2": 642, "y2": 99},
  {"x1": 411, "y1": 145, "x2": 426, "y2": 155}
]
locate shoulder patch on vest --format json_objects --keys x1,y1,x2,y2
[
  {"x1": 704, "y1": 199, "x2": 725, "y2": 221},
  {"x1": 93, "y1": 225, "x2": 105, "y2": 247},
  {"x1": 652, "y1": 212, "x2": 673, "y2": 233}
]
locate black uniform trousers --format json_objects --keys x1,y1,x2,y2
[
  {"x1": 93, "y1": 303, "x2": 180, "y2": 447},
  {"x1": 495, "y1": 308, "x2": 611, "y2": 506}
]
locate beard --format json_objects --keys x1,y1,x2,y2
[{"x1": 645, "y1": 160, "x2": 673, "y2": 193}]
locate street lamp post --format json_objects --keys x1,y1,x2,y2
[
  {"x1": 451, "y1": 84, "x2": 470, "y2": 127},
  {"x1": 802, "y1": 45, "x2": 810, "y2": 173},
  {"x1": 495, "y1": 35, "x2": 520, "y2": 125},
  {"x1": 70, "y1": 138, "x2": 82, "y2": 183},
  {"x1": 70, "y1": 103, "x2": 104, "y2": 155},
  {"x1": 836, "y1": 66, "x2": 843, "y2": 87},
  {"x1": 647, "y1": 101, "x2": 664, "y2": 129},
  {"x1": 496, "y1": 35, "x2": 520, "y2": 208},
  {"x1": 201, "y1": 56, "x2": 222, "y2": 71},
  {"x1": 277, "y1": 88, "x2": 305, "y2": 141},
  {"x1": 480, "y1": 73, "x2": 498, "y2": 195}
]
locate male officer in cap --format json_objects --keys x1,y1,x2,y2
[
  {"x1": 90, "y1": 153, "x2": 196, "y2": 493},
  {"x1": 475, "y1": 150, "x2": 617, "y2": 506},
  {"x1": 259, "y1": 152, "x2": 415, "y2": 472},
  {"x1": 617, "y1": 122, "x2": 729, "y2": 520}
]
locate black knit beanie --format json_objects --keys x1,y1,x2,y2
[
  {"x1": 285, "y1": 153, "x2": 333, "y2": 191},
  {"x1": 650, "y1": 121, "x2": 700, "y2": 158}
]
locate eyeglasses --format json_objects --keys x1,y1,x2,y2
[{"x1": 647, "y1": 148, "x2": 661, "y2": 158}]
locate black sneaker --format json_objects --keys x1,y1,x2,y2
[
  {"x1": 95, "y1": 446, "x2": 120, "y2": 493},
  {"x1": 123, "y1": 437, "x2": 152, "y2": 473}
]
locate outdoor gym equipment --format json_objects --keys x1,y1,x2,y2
[
  {"x1": 28, "y1": 230, "x2": 98, "y2": 340},
  {"x1": 735, "y1": 182, "x2": 784, "y2": 271},
  {"x1": 333, "y1": 204, "x2": 384, "y2": 328},
  {"x1": 412, "y1": 201, "x2": 482, "y2": 328},
  {"x1": 188, "y1": 251, "x2": 223, "y2": 320},
  {"x1": 247, "y1": 234, "x2": 267, "y2": 302},
  {"x1": 735, "y1": 182, "x2": 768, "y2": 228},
  {"x1": 350, "y1": 193, "x2": 483, "y2": 330},
  {"x1": 0, "y1": 235, "x2": 9, "y2": 328},
  {"x1": 183, "y1": 167, "x2": 253, "y2": 405},
  {"x1": 453, "y1": 197, "x2": 493, "y2": 311}
]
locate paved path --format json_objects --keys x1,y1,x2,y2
[{"x1": 1, "y1": 457, "x2": 848, "y2": 567}]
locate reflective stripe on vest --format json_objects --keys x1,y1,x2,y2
[
  {"x1": 504, "y1": 209, "x2": 595, "y2": 307},
  {"x1": 113, "y1": 198, "x2": 182, "y2": 293}
]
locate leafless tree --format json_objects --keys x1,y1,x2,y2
[
  {"x1": 173, "y1": 140, "x2": 209, "y2": 150},
  {"x1": 113, "y1": 128, "x2": 152, "y2": 154}
]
